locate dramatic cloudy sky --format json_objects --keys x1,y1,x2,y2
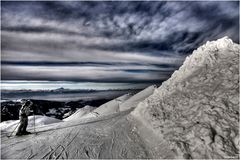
[{"x1": 1, "y1": 1, "x2": 239, "y2": 89}]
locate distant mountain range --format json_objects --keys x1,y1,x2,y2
[{"x1": 1, "y1": 87, "x2": 141, "y2": 93}]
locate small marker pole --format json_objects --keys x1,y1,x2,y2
[
  {"x1": 32, "y1": 102, "x2": 36, "y2": 135},
  {"x1": 7, "y1": 122, "x2": 20, "y2": 138},
  {"x1": 34, "y1": 112, "x2": 36, "y2": 134}
]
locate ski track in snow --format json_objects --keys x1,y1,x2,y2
[{"x1": 1, "y1": 109, "x2": 153, "y2": 159}]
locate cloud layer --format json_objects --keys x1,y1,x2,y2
[{"x1": 1, "y1": 1, "x2": 239, "y2": 85}]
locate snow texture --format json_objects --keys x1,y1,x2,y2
[
  {"x1": 131, "y1": 37, "x2": 240, "y2": 159},
  {"x1": 0, "y1": 115, "x2": 62, "y2": 132},
  {"x1": 1, "y1": 110, "x2": 154, "y2": 159},
  {"x1": 83, "y1": 86, "x2": 156, "y2": 119},
  {"x1": 119, "y1": 85, "x2": 157, "y2": 111},
  {"x1": 83, "y1": 93, "x2": 133, "y2": 118},
  {"x1": 63, "y1": 105, "x2": 96, "y2": 121}
]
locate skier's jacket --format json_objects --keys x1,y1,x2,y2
[{"x1": 19, "y1": 102, "x2": 32, "y2": 117}]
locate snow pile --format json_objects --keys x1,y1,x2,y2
[
  {"x1": 83, "y1": 93, "x2": 132, "y2": 118},
  {"x1": 0, "y1": 120, "x2": 17, "y2": 131},
  {"x1": 131, "y1": 37, "x2": 239, "y2": 159},
  {"x1": 63, "y1": 105, "x2": 96, "y2": 121},
  {"x1": 119, "y1": 85, "x2": 157, "y2": 111},
  {"x1": 0, "y1": 115, "x2": 62, "y2": 132},
  {"x1": 80, "y1": 86, "x2": 156, "y2": 119}
]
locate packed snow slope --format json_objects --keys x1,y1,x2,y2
[
  {"x1": 1, "y1": 109, "x2": 160, "y2": 159},
  {"x1": 86, "y1": 93, "x2": 132, "y2": 117},
  {"x1": 84, "y1": 86, "x2": 156, "y2": 118},
  {"x1": 132, "y1": 37, "x2": 239, "y2": 159},
  {"x1": 119, "y1": 85, "x2": 157, "y2": 111},
  {"x1": 63, "y1": 105, "x2": 96, "y2": 121}
]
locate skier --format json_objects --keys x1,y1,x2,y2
[
  {"x1": 1, "y1": 106, "x2": 13, "y2": 121},
  {"x1": 15, "y1": 100, "x2": 33, "y2": 136}
]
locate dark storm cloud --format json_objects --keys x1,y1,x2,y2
[{"x1": 1, "y1": 1, "x2": 239, "y2": 83}]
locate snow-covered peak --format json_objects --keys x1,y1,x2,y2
[
  {"x1": 184, "y1": 36, "x2": 235, "y2": 67},
  {"x1": 154, "y1": 36, "x2": 239, "y2": 97},
  {"x1": 205, "y1": 36, "x2": 234, "y2": 49}
]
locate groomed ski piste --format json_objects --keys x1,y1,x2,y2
[{"x1": 1, "y1": 37, "x2": 239, "y2": 159}]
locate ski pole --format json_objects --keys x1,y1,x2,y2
[
  {"x1": 32, "y1": 104, "x2": 35, "y2": 135},
  {"x1": 7, "y1": 121, "x2": 20, "y2": 138}
]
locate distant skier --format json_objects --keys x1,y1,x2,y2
[{"x1": 16, "y1": 100, "x2": 33, "y2": 136}]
